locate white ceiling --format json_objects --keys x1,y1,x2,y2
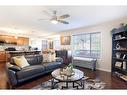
[{"x1": 0, "y1": 6, "x2": 127, "y2": 37}]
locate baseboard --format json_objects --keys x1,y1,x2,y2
[{"x1": 96, "y1": 68, "x2": 111, "y2": 72}]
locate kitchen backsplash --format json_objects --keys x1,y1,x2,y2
[{"x1": 0, "y1": 45, "x2": 29, "y2": 51}]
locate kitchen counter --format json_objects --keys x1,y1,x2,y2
[
  {"x1": 6, "y1": 50, "x2": 41, "y2": 62},
  {"x1": 6, "y1": 50, "x2": 41, "y2": 54}
]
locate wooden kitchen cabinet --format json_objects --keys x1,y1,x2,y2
[
  {"x1": 0, "y1": 35, "x2": 29, "y2": 46},
  {"x1": 0, "y1": 51, "x2": 6, "y2": 62},
  {"x1": 17, "y1": 37, "x2": 29, "y2": 45}
]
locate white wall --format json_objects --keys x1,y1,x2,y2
[{"x1": 52, "y1": 17, "x2": 127, "y2": 72}]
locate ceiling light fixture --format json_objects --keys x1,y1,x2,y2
[{"x1": 50, "y1": 19, "x2": 58, "y2": 24}]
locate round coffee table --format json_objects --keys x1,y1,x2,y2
[{"x1": 51, "y1": 68, "x2": 84, "y2": 89}]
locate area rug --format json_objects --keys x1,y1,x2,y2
[{"x1": 32, "y1": 77, "x2": 106, "y2": 90}]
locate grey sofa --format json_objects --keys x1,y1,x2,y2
[{"x1": 7, "y1": 55, "x2": 63, "y2": 87}]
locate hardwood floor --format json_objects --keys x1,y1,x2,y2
[{"x1": 15, "y1": 67, "x2": 127, "y2": 89}]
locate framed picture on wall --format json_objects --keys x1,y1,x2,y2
[{"x1": 60, "y1": 36, "x2": 71, "y2": 45}]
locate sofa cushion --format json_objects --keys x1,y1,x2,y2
[
  {"x1": 36, "y1": 55, "x2": 43, "y2": 64},
  {"x1": 43, "y1": 62, "x2": 61, "y2": 71},
  {"x1": 25, "y1": 55, "x2": 43, "y2": 65},
  {"x1": 25, "y1": 56, "x2": 38, "y2": 65},
  {"x1": 16, "y1": 65, "x2": 45, "y2": 79}
]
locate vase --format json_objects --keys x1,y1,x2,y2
[
  {"x1": 116, "y1": 43, "x2": 120, "y2": 50},
  {"x1": 66, "y1": 67, "x2": 73, "y2": 76},
  {"x1": 115, "y1": 52, "x2": 121, "y2": 58}
]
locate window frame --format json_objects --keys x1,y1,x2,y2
[
  {"x1": 53, "y1": 37, "x2": 61, "y2": 50},
  {"x1": 72, "y1": 32, "x2": 101, "y2": 59}
]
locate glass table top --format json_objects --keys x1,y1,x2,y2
[{"x1": 51, "y1": 68, "x2": 84, "y2": 82}]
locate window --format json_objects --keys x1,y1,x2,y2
[
  {"x1": 53, "y1": 37, "x2": 60, "y2": 50},
  {"x1": 30, "y1": 38, "x2": 42, "y2": 51},
  {"x1": 72, "y1": 32, "x2": 101, "y2": 58},
  {"x1": 42, "y1": 40, "x2": 48, "y2": 50}
]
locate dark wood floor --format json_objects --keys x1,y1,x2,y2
[{"x1": 15, "y1": 67, "x2": 127, "y2": 89}]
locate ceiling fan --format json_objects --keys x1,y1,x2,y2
[{"x1": 39, "y1": 10, "x2": 70, "y2": 24}]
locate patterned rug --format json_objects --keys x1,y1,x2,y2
[{"x1": 33, "y1": 77, "x2": 106, "y2": 90}]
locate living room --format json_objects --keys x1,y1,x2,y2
[{"x1": 0, "y1": 5, "x2": 127, "y2": 91}]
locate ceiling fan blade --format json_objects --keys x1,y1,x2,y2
[
  {"x1": 42, "y1": 10, "x2": 52, "y2": 17},
  {"x1": 58, "y1": 20, "x2": 69, "y2": 24},
  {"x1": 58, "y1": 14, "x2": 70, "y2": 19},
  {"x1": 38, "y1": 19, "x2": 49, "y2": 21},
  {"x1": 53, "y1": 10, "x2": 57, "y2": 15}
]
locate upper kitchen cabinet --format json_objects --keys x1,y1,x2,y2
[
  {"x1": 0, "y1": 35, "x2": 29, "y2": 46},
  {"x1": 17, "y1": 37, "x2": 29, "y2": 45}
]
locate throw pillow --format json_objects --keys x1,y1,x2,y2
[
  {"x1": 13, "y1": 56, "x2": 30, "y2": 68},
  {"x1": 51, "y1": 53, "x2": 56, "y2": 62},
  {"x1": 43, "y1": 53, "x2": 52, "y2": 63}
]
